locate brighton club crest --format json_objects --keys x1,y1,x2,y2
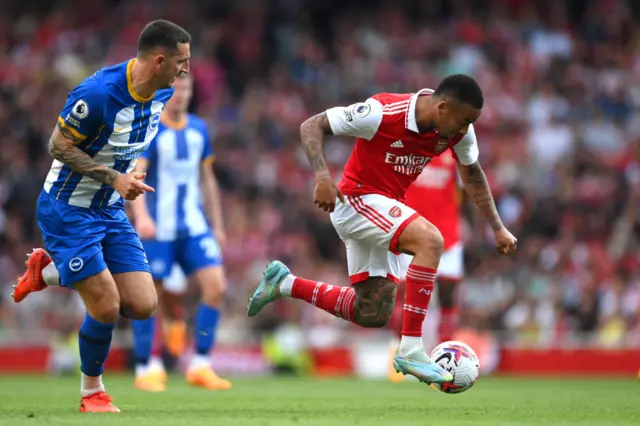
[
  {"x1": 435, "y1": 139, "x2": 449, "y2": 154},
  {"x1": 389, "y1": 206, "x2": 402, "y2": 218}
]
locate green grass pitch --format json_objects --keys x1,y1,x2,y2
[{"x1": 0, "y1": 374, "x2": 638, "y2": 425}]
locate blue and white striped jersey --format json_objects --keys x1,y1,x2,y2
[
  {"x1": 141, "y1": 114, "x2": 215, "y2": 241},
  {"x1": 44, "y1": 59, "x2": 174, "y2": 209}
]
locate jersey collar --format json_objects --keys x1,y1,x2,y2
[
  {"x1": 406, "y1": 88, "x2": 434, "y2": 133},
  {"x1": 127, "y1": 59, "x2": 156, "y2": 103}
]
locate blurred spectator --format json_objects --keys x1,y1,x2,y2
[{"x1": 0, "y1": 0, "x2": 638, "y2": 348}]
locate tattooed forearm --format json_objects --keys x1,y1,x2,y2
[
  {"x1": 460, "y1": 161, "x2": 504, "y2": 231},
  {"x1": 353, "y1": 277, "x2": 398, "y2": 328},
  {"x1": 49, "y1": 124, "x2": 120, "y2": 185},
  {"x1": 300, "y1": 112, "x2": 334, "y2": 179}
]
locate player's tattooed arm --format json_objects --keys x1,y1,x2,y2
[
  {"x1": 49, "y1": 123, "x2": 120, "y2": 185},
  {"x1": 458, "y1": 161, "x2": 504, "y2": 231},
  {"x1": 300, "y1": 112, "x2": 334, "y2": 179},
  {"x1": 353, "y1": 277, "x2": 398, "y2": 328}
]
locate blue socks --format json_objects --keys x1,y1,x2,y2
[
  {"x1": 78, "y1": 313, "x2": 115, "y2": 377},
  {"x1": 132, "y1": 317, "x2": 156, "y2": 366},
  {"x1": 194, "y1": 304, "x2": 220, "y2": 355},
  {"x1": 129, "y1": 303, "x2": 220, "y2": 366}
]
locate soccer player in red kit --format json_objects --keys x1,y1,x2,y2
[
  {"x1": 388, "y1": 151, "x2": 464, "y2": 382},
  {"x1": 247, "y1": 75, "x2": 517, "y2": 385}
]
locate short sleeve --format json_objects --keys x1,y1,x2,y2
[
  {"x1": 200, "y1": 122, "x2": 215, "y2": 165},
  {"x1": 452, "y1": 124, "x2": 479, "y2": 166},
  {"x1": 325, "y1": 98, "x2": 384, "y2": 140},
  {"x1": 58, "y1": 77, "x2": 106, "y2": 143}
]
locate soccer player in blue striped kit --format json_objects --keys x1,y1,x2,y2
[
  {"x1": 128, "y1": 72, "x2": 230, "y2": 392},
  {"x1": 12, "y1": 20, "x2": 191, "y2": 412}
]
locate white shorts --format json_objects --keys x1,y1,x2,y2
[
  {"x1": 330, "y1": 194, "x2": 419, "y2": 285},
  {"x1": 163, "y1": 263, "x2": 187, "y2": 293},
  {"x1": 399, "y1": 242, "x2": 464, "y2": 281}
]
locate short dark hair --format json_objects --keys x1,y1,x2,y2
[
  {"x1": 433, "y1": 74, "x2": 484, "y2": 109},
  {"x1": 138, "y1": 19, "x2": 191, "y2": 54}
]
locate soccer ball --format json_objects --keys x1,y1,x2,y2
[{"x1": 429, "y1": 340, "x2": 479, "y2": 394}]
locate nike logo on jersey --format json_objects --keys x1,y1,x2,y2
[{"x1": 390, "y1": 140, "x2": 404, "y2": 148}]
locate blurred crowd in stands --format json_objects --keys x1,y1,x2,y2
[{"x1": 0, "y1": 0, "x2": 638, "y2": 349}]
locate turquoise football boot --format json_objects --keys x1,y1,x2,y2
[
  {"x1": 393, "y1": 349, "x2": 453, "y2": 385},
  {"x1": 247, "y1": 261, "x2": 291, "y2": 317}
]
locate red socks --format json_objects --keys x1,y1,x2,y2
[
  {"x1": 290, "y1": 267, "x2": 436, "y2": 333},
  {"x1": 292, "y1": 278, "x2": 356, "y2": 322},
  {"x1": 439, "y1": 306, "x2": 459, "y2": 342},
  {"x1": 152, "y1": 315, "x2": 163, "y2": 358},
  {"x1": 401, "y1": 265, "x2": 436, "y2": 337}
]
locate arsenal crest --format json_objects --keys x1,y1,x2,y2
[
  {"x1": 435, "y1": 139, "x2": 449, "y2": 154},
  {"x1": 389, "y1": 206, "x2": 402, "y2": 218}
]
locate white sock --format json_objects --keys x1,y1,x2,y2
[
  {"x1": 81, "y1": 373, "x2": 105, "y2": 397},
  {"x1": 149, "y1": 356, "x2": 165, "y2": 372},
  {"x1": 279, "y1": 274, "x2": 295, "y2": 297},
  {"x1": 189, "y1": 354, "x2": 211, "y2": 370},
  {"x1": 389, "y1": 336, "x2": 400, "y2": 349},
  {"x1": 135, "y1": 363, "x2": 149, "y2": 377},
  {"x1": 398, "y1": 336, "x2": 424, "y2": 357},
  {"x1": 42, "y1": 263, "x2": 60, "y2": 287}
]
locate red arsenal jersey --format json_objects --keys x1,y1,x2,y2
[
  {"x1": 326, "y1": 89, "x2": 479, "y2": 203},
  {"x1": 404, "y1": 150, "x2": 461, "y2": 249}
]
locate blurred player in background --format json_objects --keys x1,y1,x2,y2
[
  {"x1": 405, "y1": 150, "x2": 464, "y2": 342},
  {"x1": 11, "y1": 20, "x2": 191, "y2": 412},
  {"x1": 389, "y1": 150, "x2": 464, "y2": 382},
  {"x1": 247, "y1": 76, "x2": 517, "y2": 386},
  {"x1": 129, "y1": 72, "x2": 230, "y2": 392}
]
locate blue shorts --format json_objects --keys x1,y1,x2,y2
[
  {"x1": 36, "y1": 190, "x2": 151, "y2": 288},
  {"x1": 142, "y1": 231, "x2": 223, "y2": 280}
]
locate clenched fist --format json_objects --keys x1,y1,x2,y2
[
  {"x1": 313, "y1": 177, "x2": 345, "y2": 213},
  {"x1": 494, "y1": 228, "x2": 517, "y2": 254}
]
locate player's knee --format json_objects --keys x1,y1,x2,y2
[
  {"x1": 126, "y1": 297, "x2": 158, "y2": 320},
  {"x1": 78, "y1": 280, "x2": 121, "y2": 324},
  {"x1": 415, "y1": 222, "x2": 445, "y2": 258},
  {"x1": 201, "y1": 281, "x2": 226, "y2": 307},
  {"x1": 197, "y1": 268, "x2": 227, "y2": 308},
  {"x1": 398, "y1": 218, "x2": 444, "y2": 259},
  {"x1": 91, "y1": 301, "x2": 121, "y2": 324}
]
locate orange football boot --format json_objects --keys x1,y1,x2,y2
[
  {"x1": 134, "y1": 373, "x2": 166, "y2": 392},
  {"x1": 12, "y1": 248, "x2": 53, "y2": 303},
  {"x1": 79, "y1": 392, "x2": 120, "y2": 413},
  {"x1": 186, "y1": 366, "x2": 232, "y2": 390}
]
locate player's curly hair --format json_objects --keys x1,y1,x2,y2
[
  {"x1": 138, "y1": 19, "x2": 191, "y2": 55},
  {"x1": 433, "y1": 74, "x2": 484, "y2": 109}
]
